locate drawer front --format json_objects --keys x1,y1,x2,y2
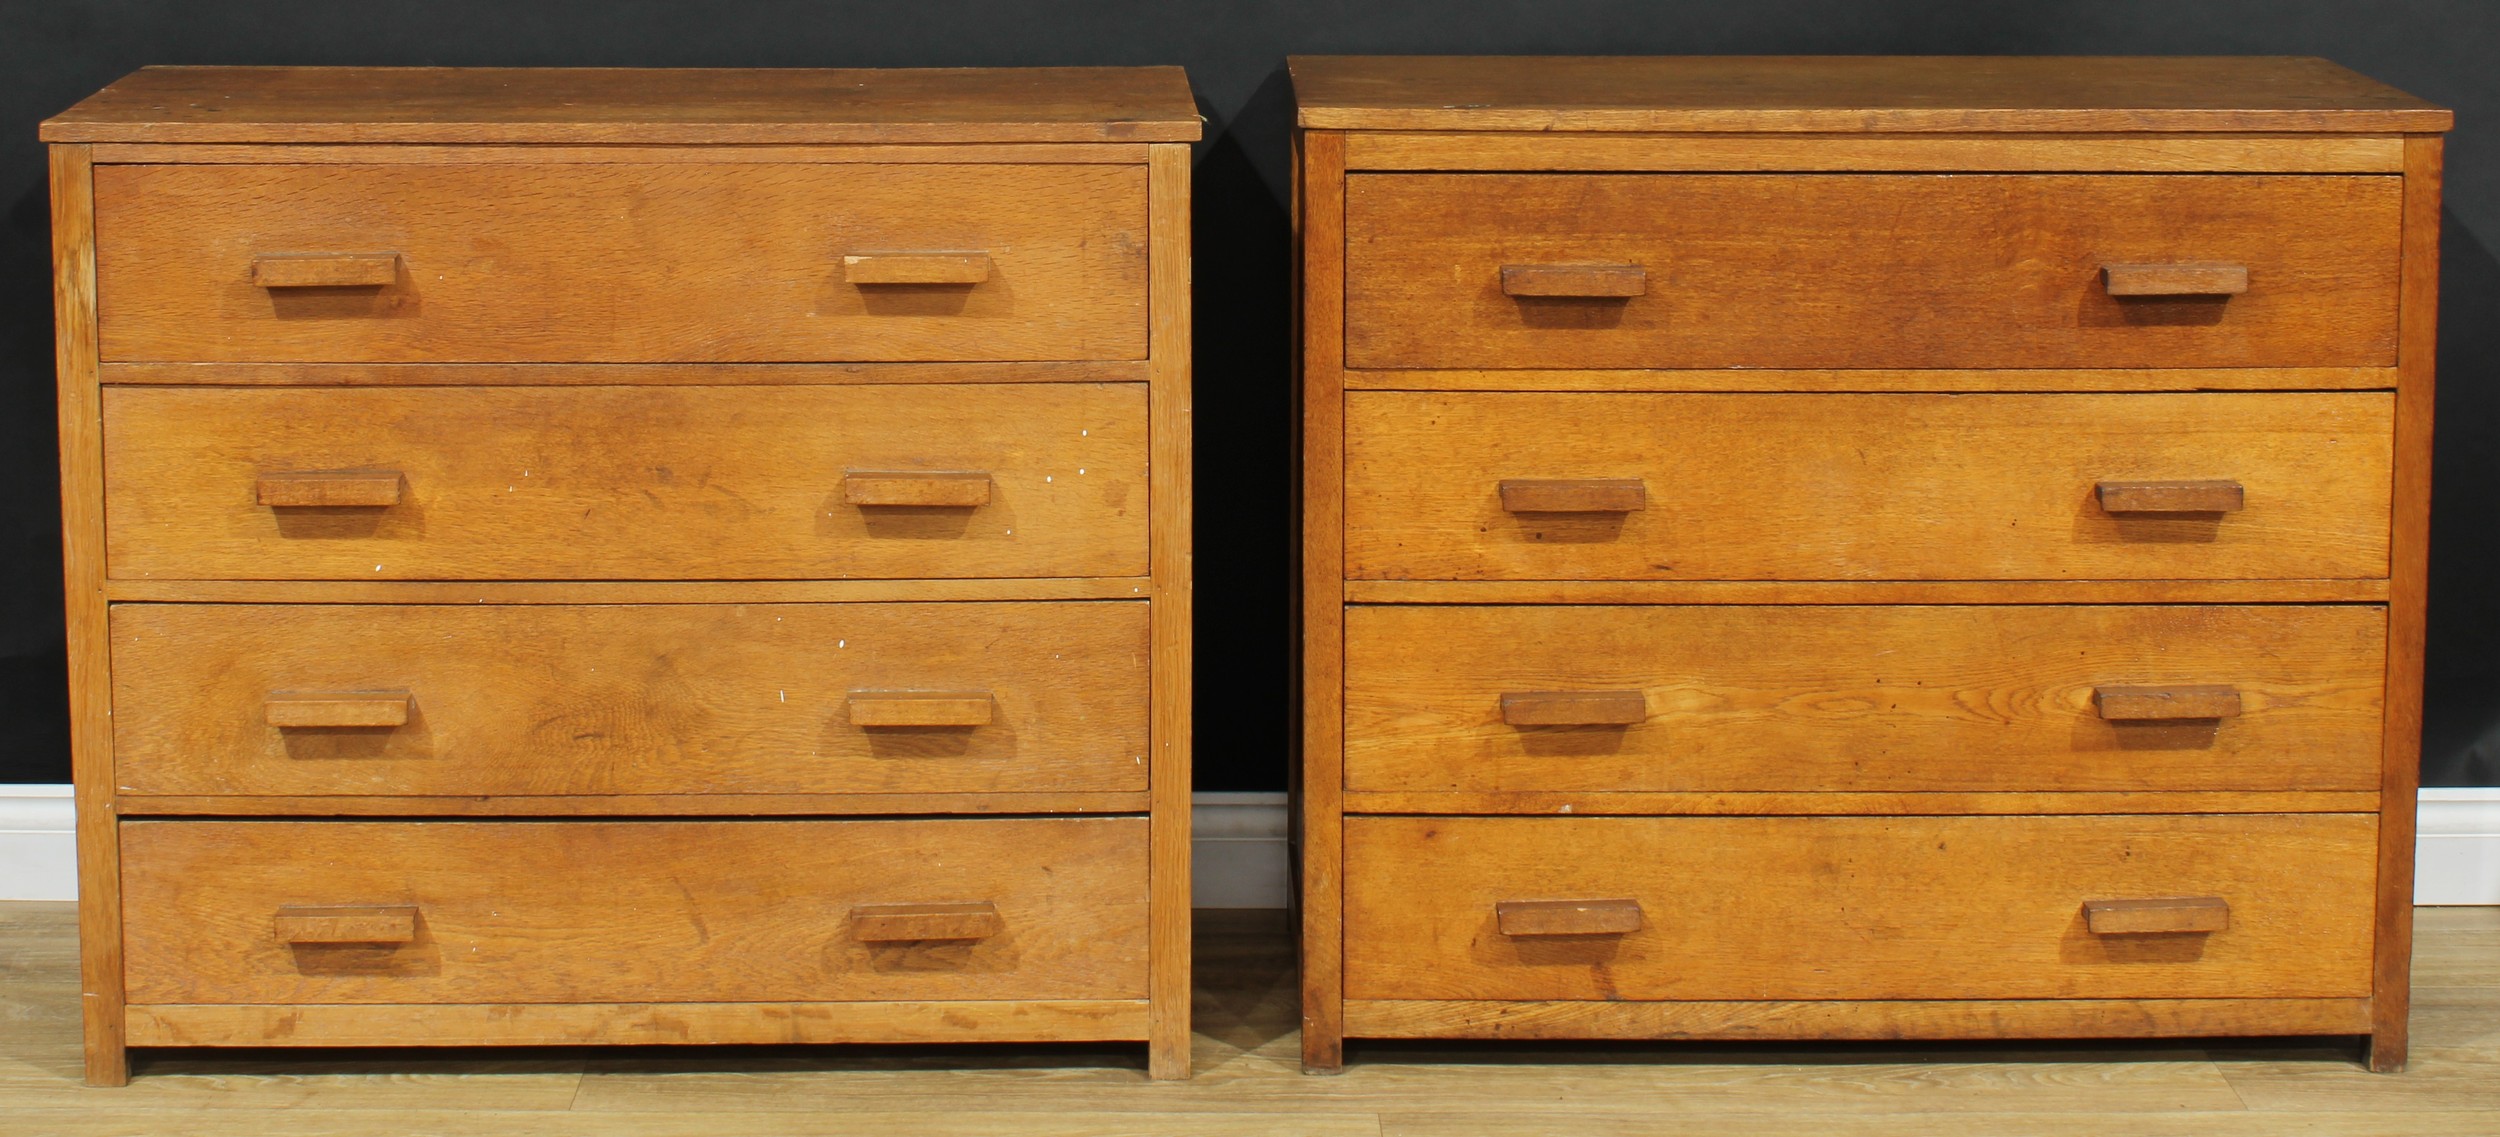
[
  {"x1": 1344, "y1": 814, "x2": 2376, "y2": 1002},
  {"x1": 112, "y1": 602, "x2": 1147, "y2": 798},
  {"x1": 1345, "y1": 391, "x2": 2392, "y2": 582},
  {"x1": 1346, "y1": 605, "x2": 2386, "y2": 795},
  {"x1": 94, "y1": 162, "x2": 1146, "y2": 363},
  {"x1": 103, "y1": 384, "x2": 1147, "y2": 581},
  {"x1": 123, "y1": 817, "x2": 1148, "y2": 1005},
  {"x1": 1345, "y1": 173, "x2": 2400, "y2": 370}
]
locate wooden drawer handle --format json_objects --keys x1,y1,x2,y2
[
  {"x1": 2101, "y1": 263, "x2": 2249, "y2": 297},
  {"x1": 258, "y1": 470, "x2": 405, "y2": 509},
  {"x1": 1501, "y1": 690, "x2": 1648, "y2": 727},
  {"x1": 844, "y1": 252, "x2": 993, "y2": 285},
  {"x1": 2093, "y1": 685, "x2": 2243, "y2": 722},
  {"x1": 1501, "y1": 263, "x2": 1646, "y2": 298},
  {"x1": 251, "y1": 253, "x2": 401, "y2": 288},
  {"x1": 273, "y1": 905, "x2": 419, "y2": 944},
  {"x1": 265, "y1": 692, "x2": 412, "y2": 729},
  {"x1": 851, "y1": 901, "x2": 1002, "y2": 942},
  {"x1": 842, "y1": 470, "x2": 993, "y2": 508},
  {"x1": 1497, "y1": 899, "x2": 1644, "y2": 937},
  {"x1": 2084, "y1": 896, "x2": 2230, "y2": 935},
  {"x1": 848, "y1": 691, "x2": 994, "y2": 728},
  {"x1": 2096, "y1": 480, "x2": 2244, "y2": 514},
  {"x1": 1499, "y1": 478, "x2": 1646, "y2": 514}
]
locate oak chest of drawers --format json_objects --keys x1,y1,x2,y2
[
  {"x1": 46, "y1": 66, "x2": 1198, "y2": 1084},
  {"x1": 1292, "y1": 55, "x2": 2448, "y2": 1072}
]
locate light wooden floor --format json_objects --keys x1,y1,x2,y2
[{"x1": 3, "y1": 904, "x2": 2497, "y2": 1136}]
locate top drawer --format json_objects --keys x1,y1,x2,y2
[
  {"x1": 92, "y1": 162, "x2": 1147, "y2": 363},
  {"x1": 1345, "y1": 174, "x2": 2400, "y2": 371}
]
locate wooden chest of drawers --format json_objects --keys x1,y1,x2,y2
[
  {"x1": 46, "y1": 66, "x2": 1198, "y2": 1084},
  {"x1": 1292, "y1": 56, "x2": 2448, "y2": 1072}
]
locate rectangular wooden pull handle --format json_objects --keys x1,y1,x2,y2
[
  {"x1": 2101, "y1": 263, "x2": 2249, "y2": 297},
  {"x1": 844, "y1": 252, "x2": 993, "y2": 285},
  {"x1": 2095, "y1": 480, "x2": 2244, "y2": 514},
  {"x1": 847, "y1": 691, "x2": 995, "y2": 728},
  {"x1": 1498, "y1": 899, "x2": 1644, "y2": 937},
  {"x1": 1499, "y1": 478, "x2": 1646, "y2": 513},
  {"x1": 851, "y1": 901, "x2": 1002, "y2": 942},
  {"x1": 842, "y1": 470, "x2": 993, "y2": 508},
  {"x1": 1501, "y1": 690, "x2": 1648, "y2": 727},
  {"x1": 273, "y1": 905, "x2": 419, "y2": 944},
  {"x1": 1501, "y1": 263, "x2": 1647, "y2": 298},
  {"x1": 265, "y1": 692, "x2": 413, "y2": 728},
  {"x1": 2093, "y1": 685, "x2": 2243, "y2": 722},
  {"x1": 258, "y1": 470, "x2": 405, "y2": 509},
  {"x1": 251, "y1": 253, "x2": 401, "y2": 288},
  {"x1": 2084, "y1": 896, "x2": 2230, "y2": 935}
]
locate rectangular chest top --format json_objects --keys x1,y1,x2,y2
[
  {"x1": 1289, "y1": 55, "x2": 2449, "y2": 133},
  {"x1": 41, "y1": 66, "x2": 1202, "y2": 144}
]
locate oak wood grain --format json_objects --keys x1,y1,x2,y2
[
  {"x1": 2092, "y1": 685, "x2": 2247, "y2": 722},
  {"x1": 845, "y1": 692, "x2": 997, "y2": 728},
  {"x1": 103, "y1": 383, "x2": 1148, "y2": 581},
  {"x1": 105, "y1": 360, "x2": 1146, "y2": 387},
  {"x1": 1344, "y1": 814, "x2": 2378, "y2": 1001},
  {"x1": 249, "y1": 252, "x2": 399, "y2": 288},
  {"x1": 95, "y1": 162, "x2": 1148, "y2": 363},
  {"x1": 254, "y1": 470, "x2": 404, "y2": 509},
  {"x1": 1346, "y1": 174, "x2": 2400, "y2": 371},
  {"x1": 48, "y1": 143, "x2": 125, "y2": 1087},
  {"x1": 1346, "y1": 391, "x2": 2393, "y2": 583},
  {"x1": 1343, "y1": 131, "x2": 2410, "y2": 173},
  {"x1": 2372, "y1": 132, "x2": 2446, "y2": 1072},
  {"x1": 1291, "y1": 56, "x2": 2452, "y2": 133},
  {"x1": 271, "y1": 905, "x2": 419, "y2": 945},
  {"x1": 1344, "y1": 996, "x2": 2375, "y2": 1041},
  {"x1": 111, "y1": 602, "x2": 1147, "y2": 798},
  {"x1": 44, "y1": 66, "x2": 1202, "y2": 144},
  {"x1": 1297, "y1": 128, "x2": 1350, "y2": 1074},
  {"x1": 1340, "y1": 790, "x2": 2379, "y2": 816},
  {"x1": 120, "y1": 792, "x2": 1150, "y2": 817},
  {"x1": 124, "y1": 999, "x2": 1150, "y2": 1047},
  {"x1": 2102, "y1": 262, "x2": 2250, "y2": 297},
  {"x1": 2084, "y1": 897, "x2": 2232, "y2": 936},
  {"x1": 262, "y1": 692, "x2": 413, "y2": 729},
  {"x1": 2095, "y1": 480, "x2": 2246, "y2": 514},
  {"x1": 1345, "y1": 579, "x2": 2390, "y2": 605},
  {"x1": 121, "y1": 818, "x2": 1149, "y2": 1005},
  {"x1": 1343, "y1": 605, "x2": 2385, "y2": 796},
  {"x1": 1343, "y1": 366, "x2": 2396, "y2": 393},
  {"x1": 1494, "y1": 899, "x2": 1643, "y2": 937},
  {"x1": 850, "y1": 902, "x2": 1004, "y2": 943},
  {"x1": 1145, "y1": 140, "x2": 1195, "y2": 1081}
]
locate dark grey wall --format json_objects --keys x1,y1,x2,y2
[{"x1": 2, "y1": 1, "x2": 2493, "y2": 788}]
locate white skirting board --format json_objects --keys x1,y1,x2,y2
[{"x1": 5, "y1": 787, "x2": 2496, "y2": 907}]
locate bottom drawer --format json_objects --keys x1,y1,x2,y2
[
  {"x1": 122, "y1": 817, "x2": 1147, "y2": 1005},
  {"x1": 1345, "y1": 814, "x2": 2376, "y2": 1002}
]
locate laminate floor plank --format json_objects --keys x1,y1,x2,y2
[{"x1": 2, "y1": 902, "x2": 2494, "y2": 1135}]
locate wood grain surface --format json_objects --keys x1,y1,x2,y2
[
  {"x1": 1345, "y1": 174, "x2": 2400, "y2": 370},
  {"x1": 1342, "y1": 131, "x2": 2409, "y2": 173},
  {"x1": 1343, "y1": 814, "x2": 2378, "y2": 1002},
  {"x1": 1291, "y1": 56, "x2": 2452, "y2": 133},
  {"x1": 102, "y1": 383, "x2": 1147, "y2": 581},
  {"x1": 95, "y1": 162, "x2": 1147, "y2": 362},
  {"x1": 120, "y1": 818, "x2": 1148, "y2": 1006},
  {"x1": 1344, "y1": 391, "x2": 2393, "y2": 582},
  {"x1": 43, "y1": 66, "x2": 1203, "y2": 144},
  {"x1": 1344, "y1": 604, "x2": 2386, "y2": 795},
  {"x1": 110, "y1": 602, "x2": 1147, "y2": 798}
]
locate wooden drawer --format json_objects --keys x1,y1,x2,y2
[
  {"x1": 122, "y1": 817, "x2": 1148, "y2": 1005},
  {"x1": 111, "y1": 601, "x2": 1146, "y2": 799},
  {"x1": 1344, "y1": 174, "x2": 2399, "y2": 371},
  {"x1": 102, "y1": 383, "x2": 1146, "y2": 581},
  {"x1": 1343, "y1": 814, "x2": 2377, "y2": 1002},
  {"x1": 1345, "y1": 391, "x2": 2391, "y2": 582},
  {"x1": 1346, "y1": 604, "x2": 2386, "y2": 796},
  {"x1": 92, "y1": 162, "x2": 1146, "y2": 363}
]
